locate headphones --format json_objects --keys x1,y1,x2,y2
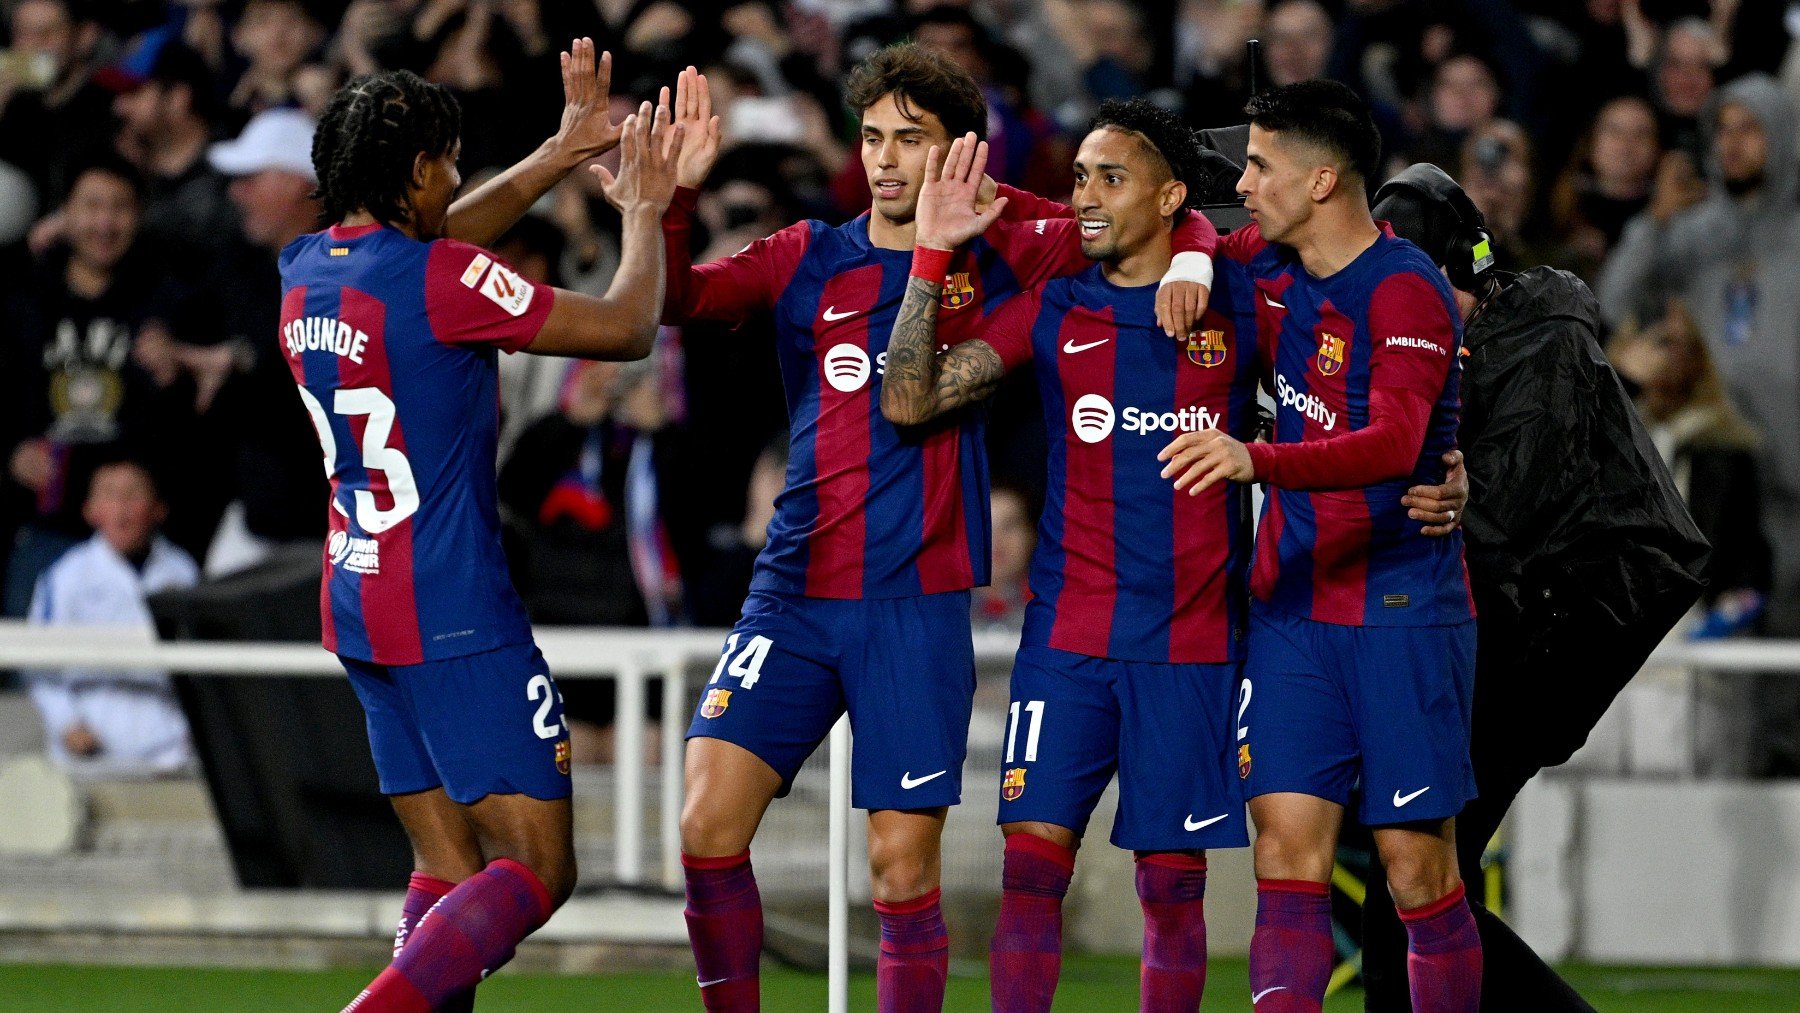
[{"x1": 1372, "y1": 164, "x2": 1496, "y2": 292}]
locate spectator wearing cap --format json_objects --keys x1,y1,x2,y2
[
  {"x1": 1360, "y1": 163, "x2": 1707, "y2": 1013},
  {"x1": 110, "y1": 41, "x2": 240, "y2": 271},
  {"x1": 0, "y1": 0, "x2": 115, "y2": 205},
  {"x1": 185, "y1": 107, "x2": 327, "y2": 574}
]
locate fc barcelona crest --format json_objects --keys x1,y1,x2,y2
[
  {"x1": 1238, "y1": 744, "x2": 1252, "y2": 779},
  {"x1": 1001, "y1": 767, "x2": 1027, "y2": 801},
  {"x1": 700, "y1": 688, "x2": 732, "y2": 719},
  {"x1": 1187, "y1": 328, "x2": 1228, "y2": 368},
  {"x1": 554, "y1": 738, "x2": 571, "y2": 775},
  {"x1": 1316, "y1": 331, "x2": 1346, "y2": 376},
  {"x1": 940, "y1": 271, "x2": 975, "y2": 310}
]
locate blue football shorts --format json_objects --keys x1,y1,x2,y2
[
  {"x1": 1240, "y1": 602, "x2": 1476, "y2": 825},
  {"x1": 343, "y1": 640, "x2": 571, "y2": 804},
  {"x1": 686, "y1": 589, "x2": 976, "y2": 811},
  {"x1": 994, "y1": 645, "x2": 1249, "y2": 852}
]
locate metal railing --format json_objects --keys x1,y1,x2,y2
[{"x1": 2, "y1": 619, "x2": 1794, "y2": 1011}]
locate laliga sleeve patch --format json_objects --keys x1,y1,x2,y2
[{"x1": 479, "y1": 262, "x2": 535, "y2": 317}]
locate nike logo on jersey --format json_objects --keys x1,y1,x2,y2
[
  {"x1": 901, "y1": 770, "x2": 947, "y2": 789},
  {"x1": 1184, "y1": 813, "x2": 1228, "y2": 832},
  {"x1": 1062, "y1": 337, "x2": 1110, "y2": 354},
  {"x1": 1393, "y1": 786, "x2": 1431, "y2": 807},
  {"x1": 1262, "y1": 293, "x2": 1286, "y2": 310},
  {"x1": 697, "y1": 977, "x2": 729, "y2": 988},
  {"x1": 1252, "y1": 986, "x2": 1289, "y2": 1003},
  {"x1": 822, "y1": 306, "x2": 858, "y2": 321}
]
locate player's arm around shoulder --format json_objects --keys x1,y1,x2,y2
[
  {"x1": 881, "y1": 134, "x2": 1014, "y2": 427},
  {"x1": 525, "y1": 102, "x2": 687, "y2": 361}
]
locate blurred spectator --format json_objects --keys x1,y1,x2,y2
[
  {"x1": 912, "y1": 6, "x2": 1066, "y2": 197},
  {"x1": 1261, "y1": 0, "x2": 1335, "y2": 88},
  {"x1": 1407, "y1": 51, "x2": 1504, "y2": 170},
  {"x1": 1610, "y1": 299, "x2": 1770, "y2": 631},
  {"x1": 1549, "y1": 94, "x2": 1661, "y2": 279},
  {"x1": 109, "y1": 41, "x2": 240, "y2": 269},
  {"x1": 1458, "y1": 119, "x2": 1544, "y2": 267},
  {"x1": 0, "y1": 0, "x2": 115, "y2": 204},
  {"x1": 192, "y1": 108, "x2": 328, "y2": 575},
  {"x1": 1, "y1": 155, "x2": 186, "y2": 612},
  {"x1": 23, "y1": 458, "x2": 196, "y2": 778},
  {"x1": 1645, "y1": 16, "x2": 1724, "y2": 159},
  {"x1": 493, "y1": 212, "x2": 583, "y2": 464},
  {"x1": 226, "y1": 0, "x2": 326, "y2": 123},
  {"x1": 973, "y1": 483, "x2": 1033, "y2": 633}
]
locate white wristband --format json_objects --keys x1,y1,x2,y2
[{"x1": 1159, "y1": 250, "x2": 1214, "y2": 291}]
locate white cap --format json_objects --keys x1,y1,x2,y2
[{"x1": 209, "y1": 108, "x2": 318, "y2": 182}]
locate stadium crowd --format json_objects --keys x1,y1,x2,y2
[{"x1": 0, "y1": 0, "x2": 1796, "y2": 770}]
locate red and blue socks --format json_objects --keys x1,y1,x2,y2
[
  {"x1": 989, "y1": 834, "x2": 1076, "y2": 1012},
  {"x1": 344, "y1": 857, "x2": 555, "y2": 1012},
  {"x1": 874, "y1": 887, "x2": 949, "y2": 1013},
  {"x1": 392, "y1": 873, "x2": 473, "y2": 1013},
  {"x1": 1249, "y1": 878, "x2": 1334, "y2": 1011},
  {"x1": 1136, "y1": 853, "x2": 1209, "y2": 1010},
  {"x1": 1400, "y1": 882, "x2": 1482, "y2": 1013},
  {"x1": 683, "y1": 850, "x2": 763, "y2": 1012}
]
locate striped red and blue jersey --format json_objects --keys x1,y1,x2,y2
[
  {"x1": 981, "y1": 260, "x2": 1259, "y2": 663},
  {"x1": 1221, "y1": 222, "x2": 1473, "y2": 627},
  {"x1": 662, "y1": 186, "x2": 1219, "y2": 600},
  {"x1": 278, "y1": 222, "x2": 553, "y2": 665}
]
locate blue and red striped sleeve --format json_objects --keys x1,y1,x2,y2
[
  {"x1": 975, "y1": 283, "x2": 1044, "y2": 371},
  {"x1": 424, "y1": 239, "x2": 556, "y2": 352},
  {"x1": 660, "y1": 185, "x2": 809, "y2": 326},
  {"x1": 1245, "y1": 269, "x2": 1454, "y2": 490}
]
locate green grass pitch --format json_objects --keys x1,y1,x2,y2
[{"x1": 5, "y1": 957, "x2": 1800, "y2": 1010}]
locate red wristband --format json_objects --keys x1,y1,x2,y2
[{"x1": 910, "y1": 246, "x2": 953, "y2": 284}]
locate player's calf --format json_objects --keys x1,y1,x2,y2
[
  {"x1": 1135, "y1": 851, "x2": 1209, "y2": 1012},
  {"x1": 868, "y1": 808, "x2": 950, "y2": 1013},
  {"x1": 1377, "y1": 822, "x2": 1481, "y2": 1013},
  {"x1": 991, "y1": 825, "x2": 1078, "y2": 1013}
]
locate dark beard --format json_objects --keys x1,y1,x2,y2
[{"x1": 1723, "y1": 171, "x2": 1765, "y2": 197}]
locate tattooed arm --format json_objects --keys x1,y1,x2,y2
[{"x1": 880, "y1": 275, "x2": 1008, "y2": 427}]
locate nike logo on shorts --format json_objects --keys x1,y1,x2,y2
[
  {"x1": 1184, "y1": 813, "x2": 1228, "y2": 832},
  {"x1": 901, "y1": 770, "x2": 947, "y2": 789},
  {"x1": 1393, "y1": 786, "x2": 1431, "y2": 807}
]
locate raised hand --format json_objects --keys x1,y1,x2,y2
[
  {"x1": 552, "y1": 38, "x2": 623, "y2": 161},
  {"x1": 591, "y1": 101, "x2": 687, "y2": 216},
  {"x1": 915, "y1": 133, "x2": 1009, "y2": 251},
  {"x1": 667, "y1": 66, "x2": 722, "y2": 189}
]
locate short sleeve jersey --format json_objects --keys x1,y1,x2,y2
[
  {"x1": 1221, "y1": 222, "x2": 1474, "y2": 627},
  {"x1": 980, "y1": 259, "x2": 1260, "y2": 663},
  {"x1": 662, "y1": 187, "x2": 1218, "y2": 601},
  {"x1": 278, "y1": 223, "x2": 555, "y2": 665}
]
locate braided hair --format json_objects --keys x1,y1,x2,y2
[{"x1": 312, "y1": 70, "x2": 462, "y2": 227}]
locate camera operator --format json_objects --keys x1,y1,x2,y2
[{"x1": 1358, "y1": 163, "x2": 1710, "y2": 1013}]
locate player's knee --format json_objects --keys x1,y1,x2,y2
[
  {"x1": 867, "y1": 835, "x2": 940, "y2": 904},
  {"x1": 1253, "y1": 827, "x2": 1332, "y2": 883},
  {"x1": 1000, "y1": 821, "x2": 1079, "y2": 852},
  {"x1": 1380, "y1": 846, "x2": 1459, "y2": 910},
  {"x1": 679, "y1": 793, "x2": 756, "y2": 858},
  {"x1": 514, "y1": 845, "x2": 578, "y2": 908}
]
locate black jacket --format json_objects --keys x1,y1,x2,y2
[{"x1": 1459, "y1": 268, "x2": 1710, "y2": 752}]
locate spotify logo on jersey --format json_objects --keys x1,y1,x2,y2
[
  {"x1": 824, "y1": 343, "x2": 871, "y2": 392},
  {"x1": 1070, "y1": 394, "x2": 1116, "y2": 443}
]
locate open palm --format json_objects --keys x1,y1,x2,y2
[
  {"x1": 554, "y1": 37, "x2": 623, "y2": 160},
  {"x1": 665, "y1": 65, "x2": 723, "y2": 189},
  {"x1": 915, "y1": 133, "x2": 1009, "y2": 251}
]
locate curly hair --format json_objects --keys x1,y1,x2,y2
[
  {"x1": 1089, "y1": 98, "x2": 1208, "y2": 211},
  {"x1": 311, "y1": 70, "x2": 461, "y2": 226},
  {"x1": 844, "y1": 42, "x2": 986, "y2": 141},
  {"x1": 1245, "y1": 80, "x2": 1382, "y2": 184}
]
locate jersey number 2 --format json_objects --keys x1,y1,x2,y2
[{"x1": 296, "y1": 385, "x2": 421, "y2": 533}]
